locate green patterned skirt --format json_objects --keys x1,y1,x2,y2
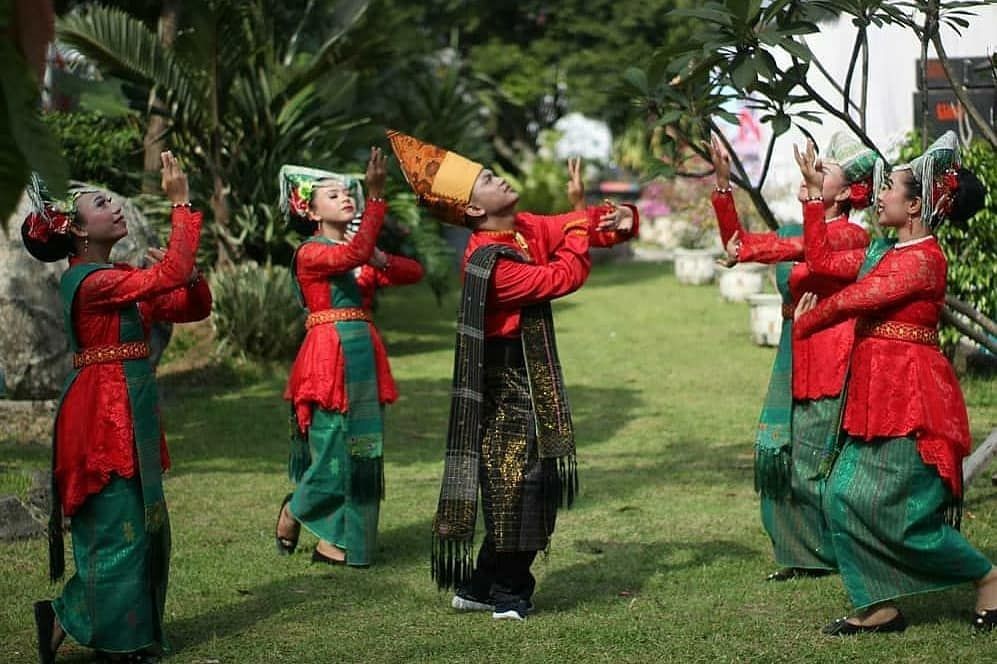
[
  {"x1": 289, "y1": 407, "x2": 382, "y2": 566},
  {"x1": 825, "y1": 435, "x2": 992, "y2": 609},
  {"x1": 760, "y1": 397, "x2": 839, "y2": 571},
  {"x1": 53, "y1": 475, "x2": 170, "y2": 654}
]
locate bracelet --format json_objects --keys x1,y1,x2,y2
[
  {"x1": 172, "y1": 201, "x2": 192, "y2": 208},
  {"x1": 368, "y1": 196, "x2": 385, "y2": 203},
  {"x1": 714, "y1": 185, "x2": 733, "y2": 194},
  {"x1": 805, "y1": 194, "x2": 823, "y2": 202}
]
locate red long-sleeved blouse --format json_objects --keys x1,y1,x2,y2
[
  {"x1": 56, "y1": 207, "x2": 211, "y2": 515},
  {"x1": 464, "y1": 204, "x2": 640, "y2": 339},
  {"x1": 795, "y1": 235, "x2": 969, "y2": 496},
  {"x1": 283, "y1": 199, "x2": 424, "y2": 430},
  {"x1": 711, "y1": 191, "x2": 868, "y2": 399}
]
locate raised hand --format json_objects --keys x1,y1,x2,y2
[
  {"x1": 369, "y1": 247, "x2": 388, "y2": 269},
  {"x1": 794, "y1": 292, "x2": 819, "y2": 321},
  {"x1": 794, "y1": 139, "x2": 823, "y2": 200},
  {"x1": 708, "y1": 134, "x2": 732, "y2": 190},
  {"x1": 365, "y1": 146, "x2": 387, "y2": 200},
  {"x1": 567, "y1": 157, "x2": 585, "y2": 211},
  {"x1": 716, "y1": 230, "x2": 741, "y2": 268},
  {"x1": 160, "y1": 151, "x2": 189, "y2": 205},
  {"x1": 596, "y1": 200, "x2": 634, "y2": 232}
]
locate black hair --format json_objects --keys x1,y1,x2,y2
[
  {"x1": 289, "y1": 212, "x2": 318, "y2": 237},
  {"x1": 948, "y1": 167, "x2": 986, "y2": 229},
  {"x1": 21, "y1": 220, "x2": 74, "y2": 262}
]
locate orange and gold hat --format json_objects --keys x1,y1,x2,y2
[{"x1": 386, "y1": 129, "x2": 483, "y2": 226}]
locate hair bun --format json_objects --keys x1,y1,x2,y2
[{"x1": 947, "y1": 167, "x2": 986, "y2": 228}]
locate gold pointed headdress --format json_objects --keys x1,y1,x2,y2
[{"x1": 386, "y1": 129, "x2": 483, "y2": 226}]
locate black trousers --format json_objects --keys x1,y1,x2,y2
[{"x1": 464, "y1": 535, "x2": 538, "y2": 609}]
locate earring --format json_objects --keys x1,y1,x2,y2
[{"x1": 83, "y1": 236, "x2": 89, "y2": 254}]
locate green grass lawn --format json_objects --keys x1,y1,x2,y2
[{"x1": 2, "y1": 261, "x2": 996, "y2": 663}]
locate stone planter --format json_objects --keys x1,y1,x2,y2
[
  {"x1": 673, "y1": 248, "x2": 716, "y2": 285},
  {"x1": 718, "y1": 263, "x2": 766, "y2": 302},
  {"x1": 746, "y1": 293, "x2": 784, "y2": 347}
]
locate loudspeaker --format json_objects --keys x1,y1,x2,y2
[
  {"x1": 916, "y1": 58, "x2": 996, "y2": 90},
  {"x1": 913, "y1": 88, "x2": 996, "y2": 135}
]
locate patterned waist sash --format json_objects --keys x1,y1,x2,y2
[
  {"x1": 73, "y1": 341, "x2": 150, "y2": 369},
  {"x1": 856, "y1": 319, "x2": 939, "y2": 346},
  {"x1": 306, "y1": 307, "x2": 371, "y2": 330}
]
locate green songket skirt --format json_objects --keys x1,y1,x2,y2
[
  {"x1": 760, "y1": 397, "x2": 839, "y2": 571},
  {"x1": 53, "y1": 475, "x2": 170, "y2": 654},
  {"x1": 289, "y1": 407, "x2": 382, "y2": 567},
  {"x1": 825, "y1": 435, "x2": 992, "y2": 609}
]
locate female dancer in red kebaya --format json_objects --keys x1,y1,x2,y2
[
  {"x1": 25, "y1": 152, "x2": 211, "y2": 663},
  {"x1": 275, "y1": 148, "x2": 423, "y2": 567},
  {"x1": 709, "y1": 132, "x2": 877, "y2": 582},
  {"x1": 795, "y1": 132, "x2": 997, "y2": 634}
]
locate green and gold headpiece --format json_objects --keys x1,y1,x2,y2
[{"x1": 278, "y1": 164, "x2": 365, "y2": 222}]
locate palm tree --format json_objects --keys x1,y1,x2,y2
[{"x1": 57, "y1": 0, "x2": 370, "y2": 264}]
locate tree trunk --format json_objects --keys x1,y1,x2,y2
[
  {"x1": 920, "y1": 3, "x2": 937, "y2": 150},
  {"x1": 142, "y1": 0, "x2": 180, "y2": 193},
  {"x1": 210, "y1": 173, "x2": 234, "y2": 267}
]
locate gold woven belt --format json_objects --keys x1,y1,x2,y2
[
  {"x1": 73, "y1": 341, "x2": 151, "y2": 369},
  {"x1": 782, "y1": 303, "x2": 795, "y2": 320},
  {"x1": 305, "y1": 307, "x2": 371, "y2": 330},
  {"x1": 855, "y1": 319, "x2": 939, "y2": 346}
]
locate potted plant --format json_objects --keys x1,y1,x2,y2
[
  {"x1": 746, "y1": 276, "x2": 784, "y2": 346},
  {"x1": 718, "y1": 262, "x2": 767, "y2": 301}
]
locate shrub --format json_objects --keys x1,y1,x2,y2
[
  {"x1": 42, "y1": 111, "x2": 143, "y2": 193},
  {"x1": 899, "y1": 136, "x2": 997, "y2": 347},
  {"x1": 210, "y1": 262, "x2": 304, "y2": 360}
]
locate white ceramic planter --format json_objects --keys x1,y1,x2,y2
[
  {"x1": 746, "y1": 293, "x2": 784, "y2": 347},
  {"x1": 717, "y1": 263, "x2": 766, "y2": 302},
  {"x1": 673, "y1": 248, "x2": 716, "y2": 285}
]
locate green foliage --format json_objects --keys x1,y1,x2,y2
[
  {"x1": 42, "y1": 110, "x2": 143, "y2": 192},
  {"x1": 56, "y1": 0, "x2": 372, "y2": 263},
  {"x1": 0, "y1": 1, "x2": 68, "y2": 230},
  {"x1": 898, "y1": 135, "x2": 997, "y2": 346},
  {"x1": 939, "y1": 141, "x2": 997, "y2": 322},
  {"x1": 494, "y1": 131, "x2": 571, "y2": 215},
  {"x1": 209, "y1": 262, "x2": 305, "y2": 360},
  {"x1": 377, "y1": 190, "x2": 455, "y2": 303}
]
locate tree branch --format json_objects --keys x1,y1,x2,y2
[
  {"x1": 810, "y1": 56, "x2": 861, "y2": 114},
  {"x1": 920, "y1": 3, "x2": 934, "y2": 150},
  {"x1": 795, "y1": 66, "x2": 886, "y2": 161},
  {"x1": 930, "y1": 30, "x2": 997, "y2": 148},
  {"x1": 945, "y1": 295, "x2": 997, "y2": 337},
  {"x1": 842, "y1": 27, "x2": 864, "y2": 118},
  {"x1": 942, "y1": 306, "x2": 997, "y2": 355},
  {"x1": 756, "y1": 133, "x2": 777, "y2": 190},
  {"x1": 859, "y1": 34, "x2": 869, "y2": 131}
]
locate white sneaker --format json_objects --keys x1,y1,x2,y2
[
  {"x1": 451, "y1": 594, "x2": 493, "y2": 612},
  {"x1": 492, "y1": 608, "x2": 526, "y2": 621}
]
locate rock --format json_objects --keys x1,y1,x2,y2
[
  {"x1": 0, "y1": 399, "x2": 56, "y2": 445},
  {"x1": 0, "y1": 188, "x2": 172, "y2": 399},
  {"x1": 0, "y1": 494, "x2": 45, "y2": 541}
]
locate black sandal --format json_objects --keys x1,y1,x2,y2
[
  {"x1": 822, "y1": 612, "x2": 907, "y2": 635},
  {"x1": 972, "y1": 608, "x2": 997, "y2": 631},
  {"x1": 274, "y1": 493, "x2": 299, "y2": 555},
  {"x1": 766, "y1": 567, "x2": 832, "y2": 582},
  {"x1": 33, "y1": 600, "x2": 56, "y2": 664}
]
